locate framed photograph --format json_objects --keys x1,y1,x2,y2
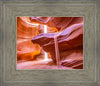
[
  {"x1": 17, "y1": 16, "x2": 83, "y2": 70},
  {"x1": 0, "y1": 0, "x2": 100, "y2": 86}
]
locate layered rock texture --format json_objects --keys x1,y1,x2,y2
[
  {"x1": 17, "y1": 17, "x2": 40, "y2": 60},
  {"x1": 17, "y1": 17, "x2": 83, "y2": 69}
]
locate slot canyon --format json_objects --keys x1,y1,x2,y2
[{"x1": 17, "y1": 17, "x2": 83, "y2": 69}]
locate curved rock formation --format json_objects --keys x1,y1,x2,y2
[
  {"x1": 32, "y1": 23, "x2": 83, "y2": 60},
  {"x1": 17, "y1": 17, "x2": 40, "y2": 60},
  {"x1": 17, "y1": 17, "x2": 58, "y2": 60},
  {"x1": 31, "y1": 17, "x2": 83, "y2": 69},
  {"x1": 30, "y1": 17, "x2": 83, "y2": 31}
]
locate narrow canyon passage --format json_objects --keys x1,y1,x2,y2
[{"x1": 17, "y1": 17, "x2": 83, "y2": 69}]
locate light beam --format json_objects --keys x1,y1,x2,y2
[{"x1": 44, "y1": 25, "x2": 48, "y2": 60}]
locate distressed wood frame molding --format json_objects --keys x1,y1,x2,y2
[{"x1": 0, "y1": 0, "x2": 100, "y2": 86}]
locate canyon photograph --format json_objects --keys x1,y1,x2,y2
[{"x1": 17, "y1": 17, "x2": 83, "y2": 69}]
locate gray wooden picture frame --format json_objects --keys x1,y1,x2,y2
[{"x1": 0, "y1": 0, "x2": 100, "y2": 86}]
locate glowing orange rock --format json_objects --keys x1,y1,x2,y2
[
  {"x1": 17, "y1": 17, "x2": 40, "y2": 60},
  {"x1": 17, "y1": 40, "x2": 40, "y2": 60}
]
